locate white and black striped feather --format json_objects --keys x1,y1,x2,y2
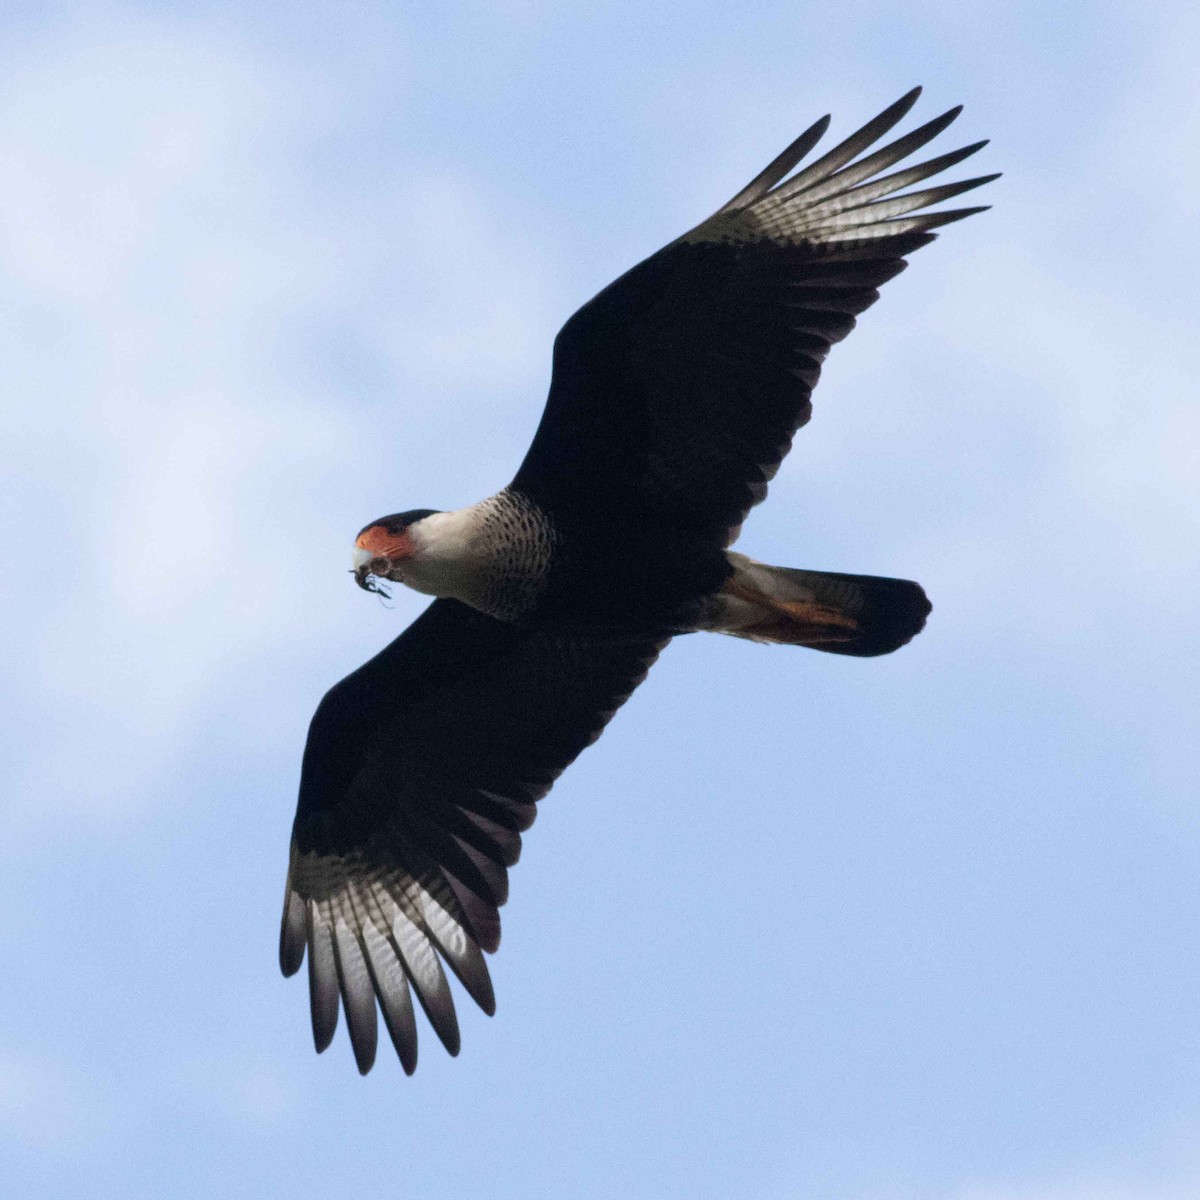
[
  {"x1": 282, "y1": 598, "x2": 665, "y2": 1073},
  {"x1": 512, "y1": 89, "x2": 997, "y2": 543}
]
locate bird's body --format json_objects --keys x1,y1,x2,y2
[
  {"x1": 282, "y1": 88, "x2": 996, "y2": 1074},
  {"x1": 358, "y1": 490, "x2": 730, "y2": 630}
]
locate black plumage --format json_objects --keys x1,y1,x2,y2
[
  {"x1": 282, "y1": 88, "x2": 995, "y2": 1072},
  {"x1": 513, "y1": 88, "x2": 994, "y2": 546},
  {"x1": 284, "y1": 600, "x2": 664, "y2": 1072}
]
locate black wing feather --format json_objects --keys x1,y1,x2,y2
[
  {"x1": 282, "y1": 599, "x2": 665, "y2": 1071},
  {"x1": 511, "y1": 90, "x2": 995, "y2": 543}
]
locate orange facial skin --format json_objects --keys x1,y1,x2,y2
[
  {"x1": 353, "y1": 524, "x2": 417, "y2": 593},
  {"x1": 355, "y1": 525, "x2": 416, "y2": 560}
]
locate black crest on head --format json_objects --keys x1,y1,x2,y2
[{"x1": 357, "y1": 508, "x2": 442, "y2": 539}]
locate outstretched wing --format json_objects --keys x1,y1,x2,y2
[
  {"x1": 511, "y1": 87, "x2": 996, "y2": 543},
  {"x1": 281, "y1": 599, "x2": 665, "y2": 1074}
]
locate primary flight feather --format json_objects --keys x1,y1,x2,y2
[{"x1": 281, "y1": 88, "x2": 996, "y2": 1074}]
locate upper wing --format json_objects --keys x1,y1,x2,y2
[
  {"x1": 281, "y1": 598, "x2": 665, "y2": 1074},
  {"x1": 511, "y1": 88, "x2": 996, "y2": 543}
]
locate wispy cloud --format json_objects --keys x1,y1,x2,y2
[{"x1": 0, "y1": 20, "x2": 556, "y2": 827}]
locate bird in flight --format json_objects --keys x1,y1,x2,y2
[{"x1": 280, "y1": 87, "x2": 996, "y2": 1074}]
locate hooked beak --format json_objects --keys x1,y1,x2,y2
[
  {"x1": 352, "y1": 525, "x2": 416, "y2": 593},
  {"x1": 352, "y1": 546, "x2": 389, "y2": 593}
]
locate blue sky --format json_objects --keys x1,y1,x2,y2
[{"x1": 1, "y1": 2, "x2": 1198, "y2": 1197}]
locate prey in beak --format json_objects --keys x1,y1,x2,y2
[
  {"x1": 352, "y1": 522, "x2": 417, "y2": 594},
  {"x1": 351, "y1": 553, "x2": 390, "y2": 596}
]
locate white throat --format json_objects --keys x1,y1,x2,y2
[{"x1": 398, "y1": 506, "x2": 489, "y2": 601}]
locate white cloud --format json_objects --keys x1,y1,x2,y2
[{"x1": 0, "y1": 20, "x2": 556, "y2": 827}]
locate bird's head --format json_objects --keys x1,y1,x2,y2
[{"x1": 352, "y1": 509, "x2": 441, "y2": 594}]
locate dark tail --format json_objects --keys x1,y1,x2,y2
[{"x1": 704, "y1": 553, "x2": 931, "y2": 657}]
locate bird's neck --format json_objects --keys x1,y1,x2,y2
[
  {"x1": 402, "y1": 491, "x2": 555, "y2": 620},
  {"x1": 402, "y1": 506, "x2": 490, "y2": 601}
]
